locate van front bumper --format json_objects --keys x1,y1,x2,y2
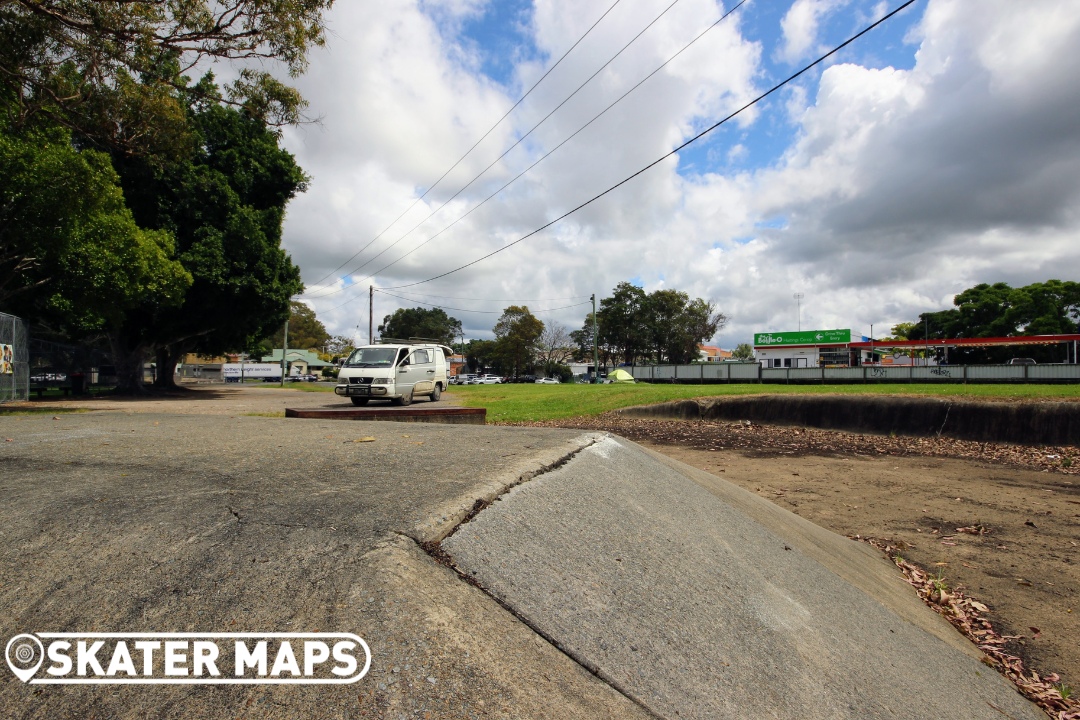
[{"x1": 335, "y1": 385, "x2": 390, "y2": 397}]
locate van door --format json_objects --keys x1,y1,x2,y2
[{"x1": 401, "y1": 348, "x2": 435, "y2": 396}]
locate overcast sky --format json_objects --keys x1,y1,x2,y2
[{"x1": 279, "y1": 0, "x2": 1080, "y2": 347}]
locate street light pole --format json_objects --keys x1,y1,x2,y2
[
  {"x1": 794, "y1": 293, "x2": 804, "y2": 331},
  {"x1": 280, "y1": 316, "x2": 288, "y2": 387},
  {"x1": 591, "y1": 293, "x2": 599, "y2": 384}
]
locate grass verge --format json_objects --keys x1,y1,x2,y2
[{"x1": 448, "y1": 382, "x2": 1080, "y2": 423}]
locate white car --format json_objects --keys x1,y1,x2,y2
[
  {"x1": 534, "y1": 377, "x2": 561, "y2": 384},
  {"x1": 475, "y1": 374, "x2": 503, "y2": 384}
]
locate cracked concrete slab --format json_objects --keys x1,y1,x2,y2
[{"x1": 442, "y1": 434, "x2": 1043, "y2": 720}]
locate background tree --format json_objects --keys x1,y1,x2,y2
[
  {"x1": 731, "y1": 343, "x2": 754, "y2": 360},
  {"x1": 643, "y1": 290, "x2": 726, "y2": 364},
  {"x1": 597, "y1": 282, "x2": 648, "y2": 365},
  {"x1": 1, "y1": 0, "x2": 332, "y2": 155},
  {"x1": 464, "y1": 339, "x2": 497, "y2": 373},
  {"x1": 537, "y1": 321, "x2": 573, "y2": 365},
  {"x1": 325, "y1": 335, "x2": 356, "y2": 358},
  {"x1": 902, "y1": 280, "x2": 1080, "y2": 363},
  {"x1": 110, "y1": 94, "x2": 306, "y2": 387},
  {"x1": 377, "y1": 306, "x2": 461, "y2": 345},
  {"x1": 264, "y1": 301, "x2": 329, "y2": 351},
  {"x1": 492, "y1": 305, "x2": 543, "y2": 378}
]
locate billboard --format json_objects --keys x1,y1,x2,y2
[
  {"x1": 222, "y1": 363, "x2": 283, "y2": 379},
  {"x1": 753, "y1": 329, "x2": 854, "y2": 347},
  {"x1": 1, "y1": 343, "x2": 12, "y2": 374}
]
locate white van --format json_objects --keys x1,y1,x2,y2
[{"x1": 334, "y1": 342, "x2": 452, "y2": 406}]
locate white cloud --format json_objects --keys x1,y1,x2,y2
[
  {"x1": 277, "y1": 0, "x2": 1080, "y2": 349},
  {"x1": 777, "y1": 0, "x2": 849, "y2": 65}
]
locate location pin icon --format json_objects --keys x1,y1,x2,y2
[{"x1": 6, "y1": 635, "x2": 44, "y2": 682}]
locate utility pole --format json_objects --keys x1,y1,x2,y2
[
  {"x1": 591, "y1": 293, "x2": 599, "y2": 384},
  {"x1": 280, "y1": 316, "x2": 288, "y2": 387},
  {"x1": 794, "y1": 293, "x2": 804, "y2": 331},
  {"x1": 369, "y1": 285, "x2": 374, "y2": 346}
]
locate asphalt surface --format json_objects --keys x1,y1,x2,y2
[{"x1": 0, "y1": 399, "x2": 1046, "y2": 719}]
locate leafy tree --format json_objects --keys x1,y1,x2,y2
[
  {"x1": 265, "y1": 301, "x2": 330, "y2": 351},
  {"x1": 597, "y1": 282, "x2": 648, "y2": 365},
  {"x1": 1, "y1": 0, "x2": 332, "y2": 156},
  {"x1": 112, "y1": 96, "x2": 306, "y2": 387},
  {"x1": 903, "y1": 280, "x2": 1080, "y2": 363},
  {"x1": 492, "y1": 305, "x2": 543, "y2": 378},
  {"x1": 643, "y1": 290, "x2": 726, "y2": 364},
  {"x1": 0, "y1": 117, "x2": 192, "y2": 381},
  {"x1": 731, "y1": 343, "x2": 754, "y2": 360},
  {"x1": 465, "y1": 339, "x2": 497, "y2": 373},
  {"x1": 325, "y1": 335, "x2": 356, "y2": 358},
  {"x1": 378, "y1": 306, "x2": 461, "y2": 345}
]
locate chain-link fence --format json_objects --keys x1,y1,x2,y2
[{"x1": 0, "y1": 312, "x2": 29, "y2": 402}]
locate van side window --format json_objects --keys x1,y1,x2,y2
[{"x1": 412, "y1": 349, "x2": 432, "y2": 364}]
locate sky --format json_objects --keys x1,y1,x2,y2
[{"x1": 277, "y1": 0, "x2": 1080, "y2": 349}]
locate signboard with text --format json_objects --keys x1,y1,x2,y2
[{"x1": 753, "y1": 329, "x2": 854, "y2": 347}]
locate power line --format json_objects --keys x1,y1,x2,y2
[
  {"x1": 374, "y1": 288, "x2": 591, "y2": 316},
  {"x1": 300, "y1": 0, "x2": 625, "y2": 296},
  {"x1": 363, "y1": 0, "x2": 746, "y2": 284},
  {"x1": 384, "y1": 0, "x2": 919, "y2": 291},
  {"x1": 304, "y1": 0, "x2": 687, "y2": 300},
  {"x1": 380, "y1": 289, "x2": 592, "y2": 303}
]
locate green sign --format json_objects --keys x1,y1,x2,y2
[{"x1": 754, "y1": 329, "x2": 854, "y2": 346}]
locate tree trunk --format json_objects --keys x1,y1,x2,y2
[
  {"x1": 108, "y1": 334, "x2": 149, "y2": 394},
  {"x1": 153, "y1": 345, "x2": 184, "y2": 388}
]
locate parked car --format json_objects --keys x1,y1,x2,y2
[
  {"x1": 475, "y1": 374, "x2": 503, "y2": 384},
  {"x1": 287, "y1": 374, "x2": 319, "y2": 382},
  {"x1": 535, "y1": 377, "x2": 561, "y2": 384},
  {"x1": 449, "y1": 374, "x2": 474, "y2": 385},
  {"x1": 334, "y1": 342, "x2": 452, "y2": 406}
]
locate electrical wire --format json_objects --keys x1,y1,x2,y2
[
  {"x1": 300, "y1": 0, "x2": 625, "y2": 296},
  {"x1": 304, "y1": 0, "x2": 687, "y2": 300},
  {"x1": 381, "y1": 289, "x2": 592, "y2": 303},
  {"x1": 374, "y1": 288, "x2": 591, "y2": 315},
  {"x1": 383, "y1": 0, "x2": 919, "y2": 291}
]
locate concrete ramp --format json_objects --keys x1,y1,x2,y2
[{"x1": 443, "y1": 434, "x2": 1041, "y2": 720}]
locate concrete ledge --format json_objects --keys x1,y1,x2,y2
[
  {"x1": 285, "y1": 406, "x2": 486, "y2": 424},
  {"x1": 617, "y1": 394, "x2": 1080, "y2": 445}
]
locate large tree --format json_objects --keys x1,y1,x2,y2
[
  {"x1": 904, "y1": 280, "x2": 1080, "y2": 363},
  {"x1": 264, "y1": 301, "x2": 329, "y2": 351},
  {"x1": 537, "y1": 321, "x2": 573, "y2": 365},
  {"x1": 0, "y1": 115, "x2": 192, "y2": 376},
  {"x1": 492, "y1": 305, "x2": 543, "y2": 378},
  {"x1": 111, "y1": 94, "x2": 306, "y2": 387},
  {"x1": 378, "y1": 306, "x2": 461, "y2": 345},
  {"x1": 0, "y1": 0, "x2": 332, "y2": 155},
  {"x1": 597, "y1": 281, "x2": 649, "y2": 365}
]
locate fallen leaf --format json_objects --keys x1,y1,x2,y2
[
  {"x1": 351, "y1": 437, "x2": 376, "y2": 443},
  {"x1": 1029, "y1": 627, "x2": 1042, "y2": 638}
]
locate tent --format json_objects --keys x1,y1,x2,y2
[{"x1": 607, "y1": 368, "x2": 636, "y2": 383}]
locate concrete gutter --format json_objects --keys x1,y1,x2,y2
[{"x1": 442, "y1": 434, "x2": 1043, "y2": 720}]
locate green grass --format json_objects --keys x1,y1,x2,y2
[{"x1": 448, "y1": 382, "x2": 1080, "y2": 423}]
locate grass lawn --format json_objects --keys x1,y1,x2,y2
[{"x1": 448, "y1": 382, "x2": 1080, "y2": 423}]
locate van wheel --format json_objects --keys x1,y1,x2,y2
[
  {"x1": 350, "y1": 397, "x2": 369, "y2": 406},
  {"x1": 430, "y1": 384, "x2": 441, "y2": 402},
  {"x1": 394, "y1": 389, "x2": 412, "y2": 406}
]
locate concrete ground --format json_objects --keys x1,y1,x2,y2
[{"x1": 0, "y1": 391, "x2": 1046, "y2": 718}]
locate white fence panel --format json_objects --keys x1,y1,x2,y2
[
  {"x1": 630, "y1": 366, "x2": 653, "y2": 380},
  {"x1": 701, "y1": 364, "x2": 729, "y2": 380},
  {"x1": 911, "y1": 366, "x2": 960, "y2": 381},
  {"x1": 729, "y1": 363, "x2": 761, "y2": 380},
  {"x1": 789, "y1": 368, "x2": 823, "y2": 381},
  {"x1": 761, "y1": 368, "x2": 788, "y2": 382},
  {"x1": 1029, "y1": 364, "x2": 1080, "y2": 380},
  {"x1": 866, "y1": 366, "x2": 913, "y2": 381},
  {"x1": 823, "y1": 368, "x2": 864, "y2": 381},
  {"x1": 966, "y1": 365, "x2": 1024, "y2": 380}
]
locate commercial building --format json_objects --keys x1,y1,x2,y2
[{"x1": 754, "y1": 329, "x2": 875, "y2": 368}]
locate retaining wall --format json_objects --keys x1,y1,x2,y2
[{"x1": 616, "y1": 395, "x2": 1080, "y2": 446}]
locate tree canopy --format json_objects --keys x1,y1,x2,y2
[
  {"x1": 903, "y1": 280, "x2": 1080, "y2": 363},
  {"x1": 1, "y1": 0, "x2": 333, "y2": 154},
  {"x1": 492, "y1": 305, "x2": 543, "y2": 377},
  {"x1": 264, "y1": 301, "x2": 329, "y2": 351},
  {"x1": 378, "y1": 306, "x2": 461, "y2": 345},
  {"x1": 579, "y1": 283, "x2": 726, "y2": 365}
]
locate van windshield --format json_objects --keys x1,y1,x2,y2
[{"x1": 344, "y1": 347, "x2": 398, "y2": 368}]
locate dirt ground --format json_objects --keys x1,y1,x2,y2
[
  {"x1": 539, "y1": 415, "x2": 1080, "y2": 692},
  {"x1": 10, "y1": 386, "x2": 1080, "y2": 693}
]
